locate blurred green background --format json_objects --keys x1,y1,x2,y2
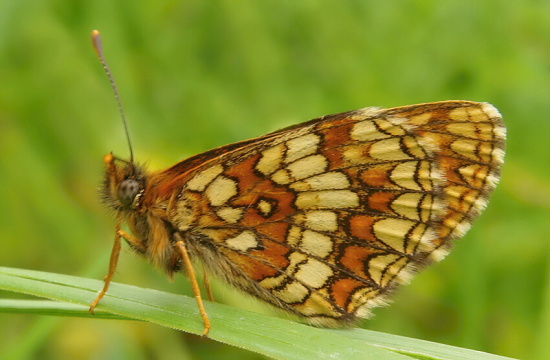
[{"x1": 1, "y1": 0, "x2": 548, "y2": 359}]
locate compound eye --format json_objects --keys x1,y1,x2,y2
[{"x1": 117, "y1": 179, "x2": 141, "y2": 207}]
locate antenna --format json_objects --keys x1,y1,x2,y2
[{"x1": 91, "y1": 30, "x2": 134, "y2": 163}]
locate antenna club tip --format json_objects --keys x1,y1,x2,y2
[{"x1": 91, "y1": 30, "x2": 103, "y2": 58}]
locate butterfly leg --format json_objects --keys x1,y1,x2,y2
[
  {"x1": 117, "y1": 229, "x2": 147, "y2": 253},
  {"x1": 89, "y1": 212, "x2": 123, "y2": 313},
  {"x1": 174, "y1": 235, "x2": 211, "y2": 336},
  {"x1": 203, "y1": 269, "x2": 214, "y2": 302}
]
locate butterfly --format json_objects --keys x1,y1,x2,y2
[
  {"x1": 89, "y1": 97, "x2": 505, "y2": 336},
  {"x1": 89, "y1": 29, "x2": 506, "y2": 338}
]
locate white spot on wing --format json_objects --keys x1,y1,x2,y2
[
  {"x1": 226, "y1": 231, "x2": 259, "y2": 252},
  {"x1": 205, "y1": 176, "x2": 238, "y2": 206},
  {"x1": 299, "y1": 230, "x2": 333, "y2": 258},
  {"x1": 304, "y1": 211, "x2": 338, "y2": 232},
  {"x1": 291, "y1": 172, "x2": 350, "y2": 192},
  {"x1": 294, "y1": 258, "x2": 333, "y2": 289},
  {"x1": 256, "y1": 143, "x2": 285, "y2": 176},
  {"x1": 285, "y1": 133, "x2": 320, "y2": 163},
  {"x1": 390, "y1": 161, "x2": 422, "y2": 190},
  {"x1": 257, "y1": 199, "x2": 273, "y2": 216},
  {"x1": 287, "y1": 154, "x2": 328, "y2": 180},
  {"x1": 187, "y1": 165, "x2": 224, "y2": 191},
  {"x1": 273, "y1": 281, "x2": 309, "y2": 303},
  {"x1": 216, "y1": 207, "x2": 244, "y2": 223},
  {"x1": 370, "y1": 138, "x2": 412, "y2": 161},
  {"x1": 296, "y1": 190, "x2": 359, "y2": 209}
]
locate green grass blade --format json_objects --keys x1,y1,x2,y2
[
  {"x1": 0, "y1": 267, "x2": 516, "y2": 360},
  {"x1": 328, "y1": 329, "x2": 517, "y2": 360},
  {"x1": 0, "y1": 299, "x2": 130, "y2": 320}
]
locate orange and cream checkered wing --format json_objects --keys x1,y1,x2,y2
[{"x1": 167, "y1": 100, "x2": 505, "y2": 325}]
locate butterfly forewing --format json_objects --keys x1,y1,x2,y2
[{"x1": 153, "y1": 100, "x2": 506, "y2": 325}]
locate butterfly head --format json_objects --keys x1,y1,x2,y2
[{"x1": 101, "y1": 152, "x2": 147, "y2": 211}]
